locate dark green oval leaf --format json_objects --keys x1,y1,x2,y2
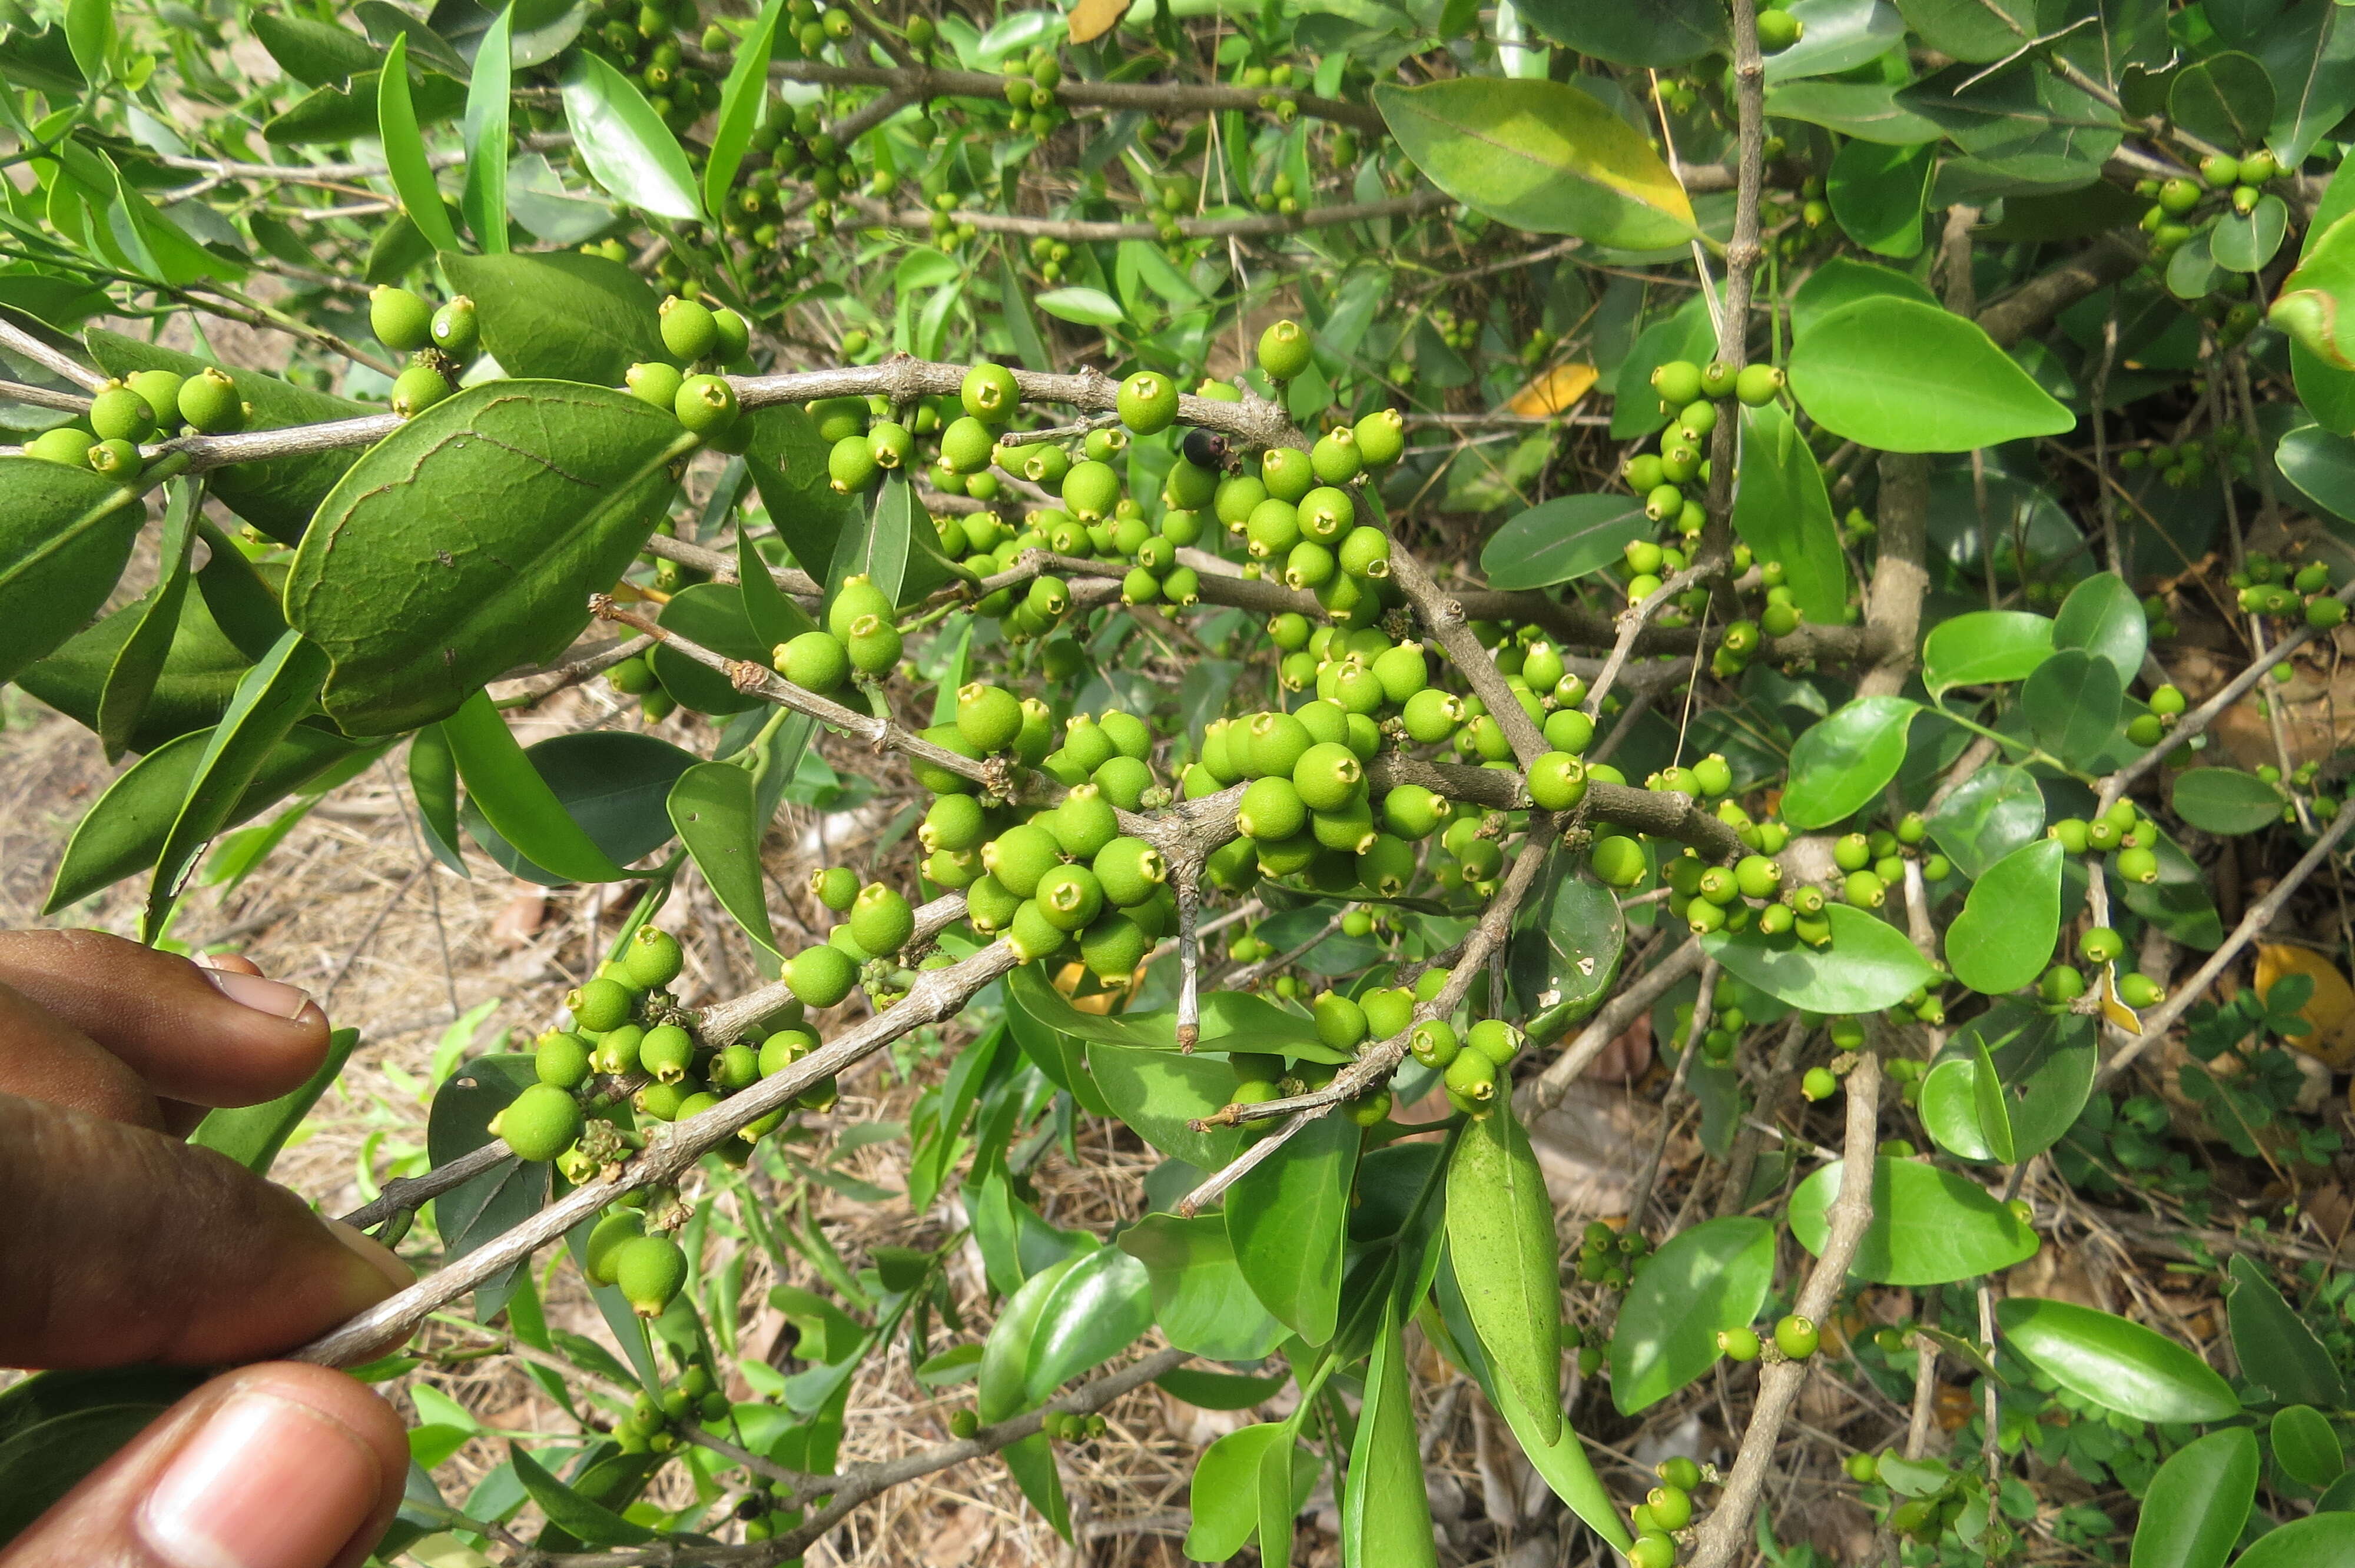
[
  {"x1": 2130, "y1": 1427, "x2": 2257, "y2": 1568},
  {"x1": 2234, "y1": 1514, "x2": 2355, "y2": 1568},
  {"x1": 1022, "y1": 1244, "x2": 1151, "y2": 1404},
  {"x1": 1227, "y1": 1113, "x2": 1358, "y2": 1348},
  {"x1": 1923, "y1": 762, "x2": 2045, "y2": 881},
  {"x1": 1732, "y1": 400, "x2": 1849, "y2": 625},
  {"x1": 1446, "y1": 1101, "x2": 1561, "y2": 1443},
  {"x1": 1514, "y1": 0, "x2": 1719, "y2": 64},
  {"x1": 1996, "y1": 1297, "x2": 2240, "y2": 1421},
  {"x1": 456, "y1": 719, "x2": 696, "y2": 886},
  {"x1": 1945, "y1": 838, "x2": 2062, "y2": 996},
  {"x1": 559, "y1": 49, "x2": 702, "y2": 221},
  {"x1": 668, "y1": 760, "x2": 780, "y2": 960},
  {"x1": 1609, "y1": 1217, "x2": 1773, "y2": 1414},
  {"x1": 1341, "y1": 1301, "x2": 1440, "y2": 1568},
  {"x1": 1788, "y1": 296, "x2": 2075, "y2": 452},
  {"x1": 1922, "y1": 610, "x2": 2054, "y2": 694},
  {"x1": 1117, "y1": 1214, "x2": 1289, "y2": 1362},
  {"x1": 0, "y1": 454, "x2": 153, "y2": 686},
  {"x1": 1781, "y1": 695, "x2": 1918, "y2": 829},
  {"x1": 1790, "y1": 1155, "x2": 2039, "y2": 1285},
  {"x1": 2227, "y1": 1253, "x2": 2347, "y2": 1408},
  {"x1": 2022, "y1": 648, "x2": 2122, "y2": 770},
  {"x1": 1480, "y1": 494, "x2": 1651, "y2": 590},
  {"x1": 2172, "y1": 768, "x2": 2284, "y2": 836},
  {"x1": 1704, "y1": 903, "x2": 1939, "y2": 1014},
  {"x1": 440, "y1": 251, "x2": 666, "y2": 385},
  {"x1": 2051, "y1": 572, "x2": 2147, "y2": 687},
  {"x1": 284, "y1": 380, "x2": 691, "y2": 735},
  {"x1": 2274, "y1": 1405, "x2": 2344, "y2": 1489}
]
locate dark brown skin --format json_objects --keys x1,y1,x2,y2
[{"x1": 0, "y1": 930, "x2": 412, "y2": 1568}]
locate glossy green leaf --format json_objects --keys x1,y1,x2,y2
[
  {"x1": 2131, "y1": 1427, "x2": 2257, "y2": 1568},
  {"x1": 737, "y1": 524, "x2": 815, "y2": 649},
  {"x1": 2227, "y1": 1254, "x2": 2347, "y2": 1408},
  {"x1": 1374, "y1": 78, "x2": 1697, "y2": 250},
  {"x1": 64, "y1": 0, "x2": 111, "y2": 82},
  {"x1": 510, "y1": 1445, "x2": 654, "y2": 1546},
  {"x1": 702, "y1": 0, "x2": 782, "y2": 224},
  {"x1": 191, "y1": 1026, "x2": 359, "y2": 1175},
  {"x1": 1478, "y1": 494, "x2": 1650, "y2": 590},
  {"x1": 459, "y1": 3, "x2": 511, "y2": 251},
  {"x1": 2170, "y1": 50, "x2": 2274, "y2": 151},
  {"x1": 1706, "y1": 903, "x2": 1938, "y2": 1013},
  {"x1": 2022, "y1": 649, "x2": 2121, "y2": 770},
  {"x1": 2273, "y1": 212, "x2": 2355, "y2": 369},
  {"x1": 1789, "y1": 257, "x2": 1939, "y2": 341},
  {"x1": 1084, "y1": 1042, "x2": 1246, "y2": 1171},
  {"x1": 1767, "y1": 77, "x2": 1944, "y2": 143},
  {"x1": 1779, "y1": 696, "x2": 1918, "y2": 829},
  {"x1": 1890, "y1": 0, "x2": 2034, "y2": 59},
  {"x1": 1256, "y1": 1416, "x2": 1302, "y2": 1568},
  {"x1": 439, "y1": 250, "x2": 666, "y2": 387},
  {"x1": 746, "y1": 403, "x2": 857, "y2": 577},
  {"x1": 649, "y1": 581, "x2": 768, "y2": 715},
  {"x1": 2118, "y1": 826, "x2": 2224, "y2": 950},
  {"x1": 1826, "y1": 137, "x2": 1933, "y2": 258},
  {"x1": 1023, "y1": 1245, "x2": 1151, "y2": 1404},
  {"x1": 559, "y1": 50, "x2": 702, "y2": 221},
  {"x1": 1227, "y1": 1114, "x2": 1358, "y2": 1347},
  {"x1": 443, "y1": 691, "x2": 630, "y2": 881},
  {"x1": 1032, "y1": 286, "x2": 1123, "y2": 327},
  {"x1": 1996, "y1": 1297, "x2": 2238, "y2": 1421},
  {"x1": 1922, "y1": 611, "x2": 2055, "y2": 695},
  {"x1": 1970, "y1": 1036, "x2": 2016, "y2": 1162},
  {"x1": 1506, "y1": 849, "x2": 1624, "y2": 1021},
  {"x1": 87, "y1": 333, "x2": 372, "y2": 544},
  {"x1": 1119, "y1": 1214, "x2": 1288, "y2": 1362},
  {"x1": 377, "y1": 36, "x2": 462, "y2": 255},
  {"x1": 2214, "y1": 194, "x2": 2290, "y2": 273},
  {"x1": 2274, "y1": 1405, "x2": 2344, "y2": 1489},
  {"x1": 1609, "y1": 1217, "x2": 1773, "y2": 1414},
  {"x1": 409, "y1": 724, "x2": 468, "y2": 876},
  {"x1": 1919, "y1": 1002, "x2": 2094, "y2": 1163},
  {"x1": 977, "y1": 1256, "x2": 1076, "y2": 1537},
  {"x1": 1790, "y1": 1155, "x2": 2039, "y2": 1285},
  {"x1": 2235, "y1": 1514, "x2": 2355, "y2": 1568},
  {"x1": 2171, "y1": 768, "x2": 2284, "y2": 836},
  {"x1": 457, "y1": 725, "x2": 695, "y2": 886},
  {"x1": 1513, "y1": 0, "x2": 1719, "y2": 64},
  {"x1": 267, "y1": 68, "x2": 466, "y2": 145},
  {"x1": 144, "y1": 632, "x2": 329, "y2": 940},
  {"x1": 1924, "y1": 762, "x2": 2045, "y2": 881},
  {"x1": 1445, "y1": 1101, "x2": 1560, "y2": 1444},
  {"x1": 0, "y1": 454, "x2": 154, "y2": 686},
  {"x1": 1788, "y1": 296, "x2": 2075, "y2": 451},
  {"x1": 18, "y1": 580, "x2": 256, "y2": 756},
  {"x1": 668, "y1": 760, "x2": 781, "y2": 961},
  {"x1": 1945, "y1": 838, "x2": 2063, "y2": 996},
  {"x1": 2051, "y1": 573, "x2": 2147, "y2": 687},
  {"x1": 1491, "y1": 1373, "x2": 1632, "y2": 1552},
  {"x1": 253, "y1": 12, "x2": 377, "y2": 87},
  {"x1": 0, "y1": 1406, "x2": 170, "y2": 1540},
  {"x1": 1342, "y1": 1298, "x2": 1439, "y2": 1568},
  {"x1": 1155, "y1": 1368, "x2": 1290, "y2": 1411},
  {"x1": 1186, "y1": 1423, "x2": 1290, "y2": 1562},
  {"x1": 95, "y1": 479, "x2": 198, "y2": 762},
  {"x1": 284, "y1": 380, "x2": 691, "y2": 735},
  {"x1": 2278, "y1": 421, "x2": 2355, "y2": 520},
  {"x1": 1731, "y1": 400, "x2": 1849, "y2": 626},
  {"x1": 44, "y1": 725, "x2": 363, "y2": 913}
]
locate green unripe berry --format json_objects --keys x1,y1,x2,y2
[
  {"x1": 615, "y1": 1233, "x2": 689, "y2": 1317},
  {"x1": 1401, "y1": 687, "x2": 1465, "y2": 745},
  {"x1": 570, "y1": 976, "x2": 636, "y2": 1032},
  {"x1": 961, "y1": 361, "x2": 1020, "y2": 423},
  {"x1": 775, "y1": 629, "x2": 850, "y2": 693},
  {"x1": 1292, "y1": 742, "x2": 1364, "y2": 812},
  {"x1": 1467, "y1": 1018, "x2": 1522, "y2": 1065},
  {"x1": 627, "y1": 359, "x2": 685, "y2": 410},
  {"x1": 1734, "y1": 362, "x2": 1785, "y2": 406},
  {"x1": 496, "y1": 1082, "x2": 585, "y2": 1161},
  {"x1": 2079, "y1": 926, "x2": 2124, "y2": 964},
  {"x1": 177, "y1": 366, "x2": 245, "y2": 433},
  {"x1": 1238, "y1": 776, "x2": 1308, "y2": 842},
  {"x1": 1093, "y1": 836, "x2": 1167, "y2": 906},
  {"x1": 626, "y1": 925, "x2": 684, "y2": 989},
  {"x1": 370, "y1": 285, "x2": 434, "y2": 351},
  {"x1": 1591, "y1": 834, "x2": 1648, "y2": 887},
  {"x1": 1117, "y1": 370, "x2": 1179, "y2": 433},
  {"x1": 88, "y1": 386, "x2": 154, "y2": 444},
  {"x1": 1257, "y1": 318, "x2": 1312, "y2": 381},
  {"x1": 1629, "y1": 1533, "x2": 1676, "y2": 1568},
  {"x1": 429, "y1": 295, "x2": 479, "y2": 357},
  {"x1": 592, "y1": 1023, "x2": 644, "y2": 1076},
  {"x1": 984, "y1": 823, "x2": 1064, "y2": 898},
  {"x1": 585, "y1": 1209, "x2": 645, "y2": 1284},
  {"x1": 389, "y1": 364, "x2": 451, "y2": 420},
  {"x1": 535, "y1": 1031, "x2": 593, "y2": 1089},
  {"x1": 675, "y1": 373, "x2": 738, "y2": 434},
  {"x1": 1311, "y1": 426, "x2": 1362, "y2": 484},
  {"x1": 846, "y1": 612, "x2": 902, "y2": 675},
  {"x1": 711, "y1": 305, "x2": 750, "y2": 361},
  {"x1": 125, "y1": 370, "x2": 183, "y2": 426},
  {"x1": 1647, "y1": 1485, "x2": 1693, "y2": 1532},
  {"x1": 1528, "y1": 751, "x2": 1587, "y2": 811},
  {"x1": 84, "y1": 437, "x2": 139, "y2": 479},
  {"x1": 660, "y1": 294, "x2": 721, "y2": 361},
  {"x1": 1443, "y1": 1047, "x2": 1497, "y2": 1108},
  {"x1": 1718, "y1": 1324, "x2": 1762, "y2": 1360},
  {"x1": 1802, "y1": 1065, "x2": 1838, "y2": 1101},
  {"x1": 849, "y1": 882, "x2": 914, "y2": 956},
  {"x1": 1774, "y1": 1313, "x2": 1819, "y2": 1359},
  {"x1": 1051, "y1": 783, "x2": 1120, "y2": 859},
  {"x1": 2114, "y1": 845, "x2": 2160, "y2": 885},
  {"x1": 641, "y1": 1023, "x2": 695, "y2": 1082},
  {"x1": 788, "y1": 944, "x2": 860, "y2": 1007},
  {"x1": 1314, "y1": 991, "x2": 1369, "y2": 1052},
  {"x1": 1354, "y1": 407, "x2": 1406, "y2": 467}
]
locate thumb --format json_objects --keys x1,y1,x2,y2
[{"x1": 1, "y1": 1363, "x2": 410, "y2": 1568}]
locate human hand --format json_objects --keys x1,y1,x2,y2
[{"x1": 0, "y1": 930, "x2": 413, "y2": 1568}]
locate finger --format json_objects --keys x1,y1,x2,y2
[
  {"x1": 0, "y1": 983, "x2": 160, "y2": 1128},
  {"x1": 0, "y1": 1362, "x2": 409, "y2": 1568},
  {"x1": 0, "y1": 1093, "x2": 410, "y2": 1368},
  {"x1": 0, "y1": 930, "x2": 330, "y2": 1108}
]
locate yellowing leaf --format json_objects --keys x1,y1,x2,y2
[
  {"x1": 2257, "y1": 943, "x2": 2355, "y2": 1067},
  {"x1": 2098, "y1": 964, "x2": 2144, "y2": 1038},
  {"x1": 1067, "y1": 0, "x2": 1130, "y2": 43},
  {"x1": 1507, "y1": 362, "x2": 1598, "y2": 416}
]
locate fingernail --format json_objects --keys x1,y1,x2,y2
[
  {"x1": 138, "y1": 1390, "x2": 384, "y2": 1568},
  {"x1": 327, "y1": 1219, "x2": 417, "y2": 1295},
  {"x1": 203, "y1": 968, "x2": 313, "y2": 1021}
]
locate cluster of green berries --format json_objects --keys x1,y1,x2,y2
[
  {"x1": 616, "y1": 294, "x2": 755, "y2": 449},
  {"x1": 2136, "y1": 148, "x2": 2287, "y2": 298},
  {"x1": 996, "y1": 46, "x2": 1074, "y2": 140},
  {"x1": 2226, "y1": 551, "x2": 2344, "y2": 631},
  {"x1": 2116, "y1": 426, "x2": 2248, "y2": 491},
  {"x1": 1843, "y1": 1444, "x2": 2008, "y2": 1550},
  {"x1": 20, "y1": 366, "x2": 248, "y2": 477},
  {"x1": 367, "y1": 285, "x2": 485, "y2": 419},
  {"x1": 1622, "y1": 1456, "x2": 1714, "y2": 1567},
  {"x1": 1575, "y1": 1217, "x2": 1653, "y2": 1288},
  {"x1": 1659, "y1": 978, "x2": 1770, "y2": 1071},
  {"x1": 606, "y1": 1350, "x2": 730, "y2": 1459},
  {"x1": 1715, "y1": 1311, "x2": 1819, "y2": 1364},
  {"x1": 771, "y1": 572, "x2": 906, "y2": 697},
  {"x1": 575, "y1": 0, "x2": 714, "y2": 134},
  {"x1": 785, "y1": 860, "x2": 926, "y2": 1007},
  {"x1": 2036, "y1": 921, "x2": 2166, "y2": 1011}
]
